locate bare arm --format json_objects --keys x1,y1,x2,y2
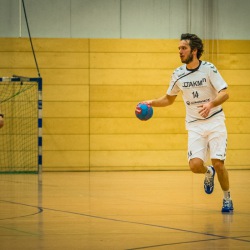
[
  {"x1": 0, "y1": 112, "x2": 4, "y2": 129},
  {"x1": 146, "y1": 94, "x2": 177, "y2": 107},
  {"x1": 199, "y1": 89, "x2": 229, "y2": 118},
  {"x1": 210, "y1": 89, "x2": 229, "y2": 107}
]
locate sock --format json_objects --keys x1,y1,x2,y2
[
  {"x1": 206, "y1": 166, "x2": 213, "y2": 176},
  {"x1": 223, "y1": 191, "x2": 231, "y2": 200}
]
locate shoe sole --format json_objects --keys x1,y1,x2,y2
[{"x1": 221, "y1": 209, "x2": 234, "y2": 213}]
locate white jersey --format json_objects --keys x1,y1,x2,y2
[{"x1": 167, "y1": 61, "x2": 228, "y2": 124}]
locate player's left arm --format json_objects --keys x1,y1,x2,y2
[
  {"x1": 210, "y1": 88, "x2": 229, "y2": 107},
  {"x1": 199, "y1": 88, "x2": 229, "y2": 118}
]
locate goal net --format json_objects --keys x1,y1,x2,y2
[{"x1": 0, "y1": 77, "x2": 42, "y2": 173}]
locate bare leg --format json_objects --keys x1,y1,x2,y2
[
  {"x1": 189, "y1": 158, "x2": 229, "y2": 190},
  {"x1": 189, "y1": 157, "x2": 207, "y2": 174},
  {"x1": 211, "y1": 159, "x2": 229, "y2": 191}
]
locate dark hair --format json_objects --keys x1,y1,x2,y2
[{"x1": 180, "y1": 33, "x2": 204, "y2": 59}]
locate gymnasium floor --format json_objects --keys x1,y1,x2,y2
[{"x1": 0, "y1": 170, "x2": 250, "y2": 250}]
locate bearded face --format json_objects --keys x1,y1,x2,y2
[{"x1": 178, "y1": 40, "x2": 195, "y2": 64}]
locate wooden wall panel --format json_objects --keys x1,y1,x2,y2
[
  {"x1": 90, "y1": 150, "x2": 250, "y2": 171},
  {"x1": 216, "y1": 54, "x2": 250, "y2": 70},
  {"x1": 220, "y1": 70, "x2": 250, "y2": 86},
  {"x1": 90, "y1": 134, "x2": 250, "y2": 151},
  {"x1": 40, "y1": 69, "x2": 89, "y2": 85},
  {"x1": 90, "y1": 53, "x2": 250, "y2": 70},
  {"x1": 0, "y1": 52, "x2": 89, "y2": 69},
  {"x1": 223, "y1": 86, "x2": 250, "y2": 101},
  {"x1": 0, "y1": 38, "x2": 89, "y2": 52},
  {"x1": 0, "y1": 38, "x2": 90, "y2": 172},
  {"x1": 1, "y1": 38, "x2": 249, "y2": 171},
  {"x1": 44, "y1": 85, "x2": 89, "y2": 102},
  {"x1": 43, "y1": 118, "x2": 89, "y2": 135},
  {"x1": 43, "y1": 135, "x2": 89, "y2": 150},
  {"x1": 90, "y1": 134, "x2": 188, "y2": 150},
  {"x1": 89, "y1": 85, "x2": 165, "y2": 101},
  {"x1": 0, "y1": 69, "x2": 89, "y2": 85},
  {"x1": 90, "y1": 40, "x2": 250, "y2": 54},
  {"x1": 207, "y1": 40, "x2": 250, "y2": 54},
  {"x1": 43, "y1": 151, "x2": 89, "y2": 171},
  {"x1": 89, "y1": 85, "x2": 250, "y2": 102},
  {"x1": 88, "y1": 39, "x2": 250, "y2": 170},
  {"x1": 90, "y1": 69, "x2": 172, "y2": 85},
  {"x1": 90, "y1": 151, "x2": 188, "y2": 169},
  {"x1": 90, "y1": 39, "x2": 179, "y2": 52},
  {"x1": 90, "y1": 118, "x2": 250, "y2": 134},
  {"x1": 90, "y1": 69, "x2": 250, "y2": 86},
  {"x1": 223, "y1": 102, "x2": 250, "y2": 117},
  {"x1": 90, "y1": 102, "x2": 250, "y2": 119},
  {"x1": 43, "y1": 102, "x2": 89, "y2": 118},
  {"x1": 90, "y1": 53, "x2": 180, "y2": 69},
  {"x1": 226, "y1": 118, "x2": 250, "y2": 133},
  {"x1": 90, "y1": 118, "x2": 186, "y2": 134},
  {"x1": 90, "y1": 102, "x2": 185, "y2": 118}
]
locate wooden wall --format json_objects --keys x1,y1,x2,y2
[{"x1": 0, "y1": 38, "x2": 250, "y2": 171}]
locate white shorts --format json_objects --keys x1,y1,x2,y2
[{"x1": 187, "y1": 118, "x2": 227, "y2": 162}]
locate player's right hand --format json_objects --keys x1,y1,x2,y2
[{"x1": 139, "y1": 100, "x2": 153, "y2": 106}]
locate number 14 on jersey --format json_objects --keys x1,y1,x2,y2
[{"x1": 192, "y1": 91, "x2": 199, "y2": 98}]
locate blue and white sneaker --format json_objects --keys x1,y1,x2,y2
[
  {"x1": 221, "y1": 199, "x2": 234, "y2": 213},
  {"x1": 204, "y1": 166, "x2": 215, "y2": 194}
]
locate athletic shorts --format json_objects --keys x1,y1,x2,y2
[{"x1": 187, "y1": 118, "x2": 227, "y2": 162}]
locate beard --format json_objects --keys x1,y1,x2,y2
[{"x1": 181, "y1": 53, "x2": 193, "y2": 64}]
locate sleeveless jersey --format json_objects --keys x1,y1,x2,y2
[{"x1": 167, "y1": 61, "x2": 228, "y2": 123}]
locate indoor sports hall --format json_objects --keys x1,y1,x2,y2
[{"x1": 0, "y1": 0, "x2": 250, "y2": 249}]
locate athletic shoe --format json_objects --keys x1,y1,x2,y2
[
  {"x1": 204, "y1": 166, "x2": 215, "y2": 194},
  {"x1": 221, "y1": 199, "x2": 234, "y2": 213}
]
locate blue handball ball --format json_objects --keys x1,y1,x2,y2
[{"x1": 135, "y1": 103, "x2": 153, "y2": 121}]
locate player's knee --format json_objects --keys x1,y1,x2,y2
[
  {"x1": 212, "y1": 160, "x2": 225, "y2": 174},
  {"x1": 189, "y1": 158, "x2": 204, "y2": 173}
]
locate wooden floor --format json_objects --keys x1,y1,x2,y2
[{"x1": 0, "y1": 170, "x2": 250, "y2": 250}]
